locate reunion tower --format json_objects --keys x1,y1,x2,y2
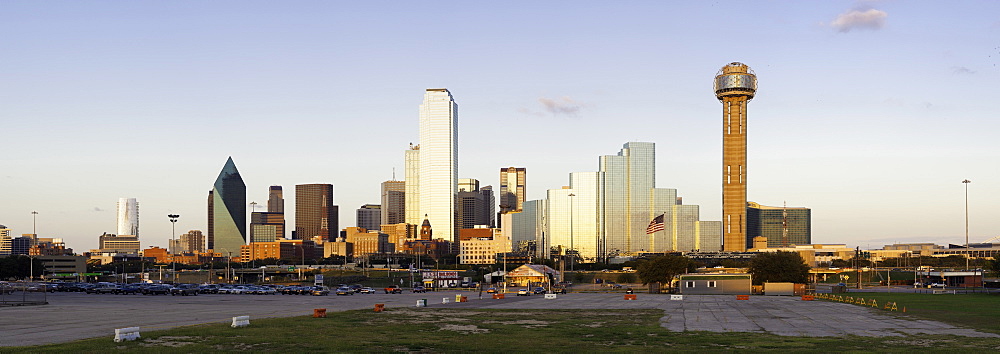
[{"x1": 714, "y1": 62, "x2": 757, "y2": 252}]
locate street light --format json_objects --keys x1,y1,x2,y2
[
  {"x1": 568, "y1": 193, "x2": 575, "y2": 272},
  {"x1": 963, "y1": 179, "x2": 971, "y2": 271},
  {"x1": 30, "y1": 211, "x2": 38, "y2": 281},
  {"x1": 168, "y1": 214, "x2": 180, "y2": 283}
]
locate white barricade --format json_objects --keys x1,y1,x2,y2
[
  {"x1": 544, "y1": 294, "x2": 557, "y2": 299},
  {"x1": 114, "y1": 327, "x2": 141, "y2": 342},
  {"x1": 670, "y1": 295, "x2": 683, "y2": 301},
  {"x1": 232, "y1": 315, "x2": 250, "y2": 328},
  {"x1": 442, "y1": 297, "x2": 450, "y2": 304}
]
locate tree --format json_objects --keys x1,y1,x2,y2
[
  {"x1": 748, "y1": 251, "x2": 810, "y2": 285},
  {"x1": 617, "y1": 272, "x2": 637, "y2": 284},
  {"x1": 635, "y1": 255, "x2": 691, "y2": 287}
]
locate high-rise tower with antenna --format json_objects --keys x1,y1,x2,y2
[{"x1": 714, "y1": 62, "x2": 756, "y2": 252}]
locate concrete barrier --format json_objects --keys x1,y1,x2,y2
[
  {"x1": 544, "y1": 294, "x2": 557, "y2": 299},
  {"x1": 442, "y1": 297, "x2": 450, "y2": 304},
  {"x1": 670, "y1": 295, "x2": 683, "y2": 301},
  {"x1": 801, "y1": 295, "x2": 814, "y2": 301},
  {"x1": 736, "y1": 295, "x2": 749, "y2": 300},
  {"x1": 231, "y1": 315, "x2": 250, "y2": 328},
  {"x1": 624, "y1": 294, "x2": 637, "y2": 300},
  {"x1": 416, "y1": 299, "x2": 427, "y2": 307},
  {"x1": 374, "y1": 303, "x2": 385, "y2": 312},
  {"x1": 113, "y1": 327, "x2": 140, "y2": 342}
]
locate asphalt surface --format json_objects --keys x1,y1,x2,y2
[{"x1": 1, "y1": 291, "x2": 995, "y2": 347}]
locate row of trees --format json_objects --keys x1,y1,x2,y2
[
  {"x1": 0, "y1": 256, "x2": 44, "y2": 280},
  {"x1": 634, "y1": 251, "x2": 811, "y2": 287}
]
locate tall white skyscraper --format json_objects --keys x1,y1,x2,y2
[
  {"x1": 404, "y1": 144, "x2": 421, "y2": 225},
  {"x1": 117, "y1": 197, "x2": 139, "y2": 237},
  {"x1": 417, "y1": 88, "x2": 459, "y2": 242}
]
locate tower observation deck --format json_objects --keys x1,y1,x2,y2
[{"x1": 714, "y1": 62, "x2": 757, "y2": 252}]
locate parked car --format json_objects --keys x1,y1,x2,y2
[
  {"x1": 532, "y1": 287, "x2": 546, "y2": 294},
  {"x1": 198, "y1": 284, "x2": 220, "y2": 294},
  {"x1": 142, "y1": 285, "x2": 171, "y2": 295},
  {"x1": 516, "y1": 289, "x2": 530, "y2": 296},
  {"x1": 335, "y1": 287, "x2": 354, "y2": 296},
  {"x1": 383, "y1": 285, "x2": 402, "y2": 294},
  {"x1": 359, "y1": 287, "x2": 376, "y2": 294},
  {"x1": 115, "y1": 284, "x2": 142, "y2": 295},
  {"x1": 486, "y1": 287, "x2": 498, "y2": 294},
  {"x1": 86, "y1": 284, "x2": 119, "y2": 294},
  {"x1": 412, "y1": 286, "x2": 427, "y2": 293},
  {"x1": 930, "y1": 283, "x2": 946, "y2": 288},
  {"x1": 552, "y1": 287, "x2": 567, "y2": 294},
  {"x1": 311, "y1": 286, "x2": 330, "y2": 296},
  {"x1": 171, "y1": 284, "x2": 200, "y2": 296}
]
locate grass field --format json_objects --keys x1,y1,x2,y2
[
  {"x1": 12, "y1": 307, "x2": 1000, "y2": 352},
  {"x1": 832, "y1": 293, "x2": 1000, "y2": 334}
]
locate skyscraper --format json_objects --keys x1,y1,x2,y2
[
  {"x1": 499, "y1": 167, "x2": 526, "y2": 214},
  {"x1": 179, "y1": 230, "x2": 206, "y2": 253},
  {"x1": 600, "y1": 142, "x2": 655, "y2": 254},
  {"x1": 356, "y1": 204, "x2": 381, "y2": 231},
  {"x1": 714, "y1": 62, "x2": 757, "y2": 252},
  {"x1": 268, "y1": 186, "x2": 284, "y2": 213},
  {"x1": 381, "y1": 180, "x2": 405, "y2": 225},
  {"x1": 250, "y1": 212, "x2": 285, "y2": 242},
  {"x1": 479, "y1": 185, "x2": 496, "y2": 227},
  {"x1": 116, "y1": 198, "x2": 139, "y2": 237},
  {"x1": 746, "y1": 202, "x2": 811, "y2": 248},
  {"x1": 295, "y1": 184, "x2": 339, "y2": 240},
  {"x1": 418, "y1": 88, "x2": 459, "y2": 242},
  {"x1": 404, "y1": 144, "x2": 421, "y2": 225},
  {"x1": 0, "y1": 226, "x2": 11, "y2": 255},
  {"x1": 209, "y1": 157, "x2": 246, "y2": 254}
]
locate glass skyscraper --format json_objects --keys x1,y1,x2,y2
[
  {"x1": 116, "y1": 197, "x2": 139, "y2": 237},
  {"x1": 417, "y1": 88, "x2": 458, "y2": 242},
  {"x1": 746, "y1": 202, "x2": 811, "y2": 248},
  {"x1": 209, "y1": 157, "x2": 246, "y2": 254}
]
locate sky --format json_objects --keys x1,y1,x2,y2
[{"x1": 2, "y1": 1, "x2": 999, "y2": 251}]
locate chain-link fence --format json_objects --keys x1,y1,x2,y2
[{"x1": 0, "y1": 282, "x2": 50, "y2": 306}]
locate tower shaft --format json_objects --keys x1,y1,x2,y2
[{"x1": 722, "y1": 96, "x2": 748, "y2": 251}]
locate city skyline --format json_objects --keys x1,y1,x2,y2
[{"x1": 2, "y1": 2, "x2": 999, "y2": 250}]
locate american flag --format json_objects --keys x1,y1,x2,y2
[{"x1": 645, "y1": 214, "x2": 665, "y2": 234}]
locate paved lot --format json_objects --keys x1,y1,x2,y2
[{"x1": 1, "y1": 292, "x2": 995, "y2": 347}]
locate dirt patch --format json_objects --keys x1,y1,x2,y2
[
  {"x1": 581, "y1": 321, "x2": 606, "y2": 328},
  {"x1": 140, "y1": 336, "x2": 200, "y2": 347},
  {"x1": 438, "y1": 324, "x2": 490, "y2": 334},
  {"x1": 483, "y1": 319, "x2": 550, "y2": 328}
]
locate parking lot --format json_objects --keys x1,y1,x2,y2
[{"x1": 2, "y1": 291, "x2": 996, "y2": 347}]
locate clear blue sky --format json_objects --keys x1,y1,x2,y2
[{"x1": 2, "y1": 1, "x2": 999, "y2": 251}]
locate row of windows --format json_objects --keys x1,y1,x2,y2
[{"x1": 684, "y1": 281, "x2": 718, "y2": 288}]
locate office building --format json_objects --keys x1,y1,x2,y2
[
  {"x1": 746, "y1": 202, "x2": 811, "y2": 248},
  {"x1": 381, "y1": 180, "x2": 405, "y2": 225},
  {"x1": 240, "y1": 239, "x2": 317, "y2": 263},
  {"x1": 499, "y1": 167, "x2": 526, "y2": 213},
  {"x1": 268, "y1": 186, "x2": 284, "y2": 213},
  {"x1": 459, "y1": 227, "x2": 510, "y2": 264},
  {"x1": 0, "y1": 226, "x2": 11, "y2": 255},
  {"x1": 380, "y1": 223, "x2": 416, "y2": 246},
  {"x1": 714, "y1": 62, "x2": 757, "y2": 251},
  {"x1": 98, "y1": 233, "x2": 140, "y2": 254},
  {"x1": 179, "y1": 230, "x2": 206, "y2": 253},
  {"x1": 510, "y1": 200, "x2": 546, "y2": 258},
  {"x1": 250, "y1": 211, "x2": 285, "y2": 242},
  {"x1": 343, "y1": 227, "x2": 392, "y2": 255},
  {"x1": 456, "y1": 190, "x2": 488, "y2": 231},
  {"x1": 10, "y1": 236, "x2": 34, "y2": 255},
  {"x1": 116, "y1": 198, "x2": 139, "y2": 237},
  {"x1": 208, "y1": 157, "x2": 246, "y2": 253},
  {"x1": 295, "y1": 184, "x2": 339, "y2": 241},
  {"x1": 458, "y1": 178, "x2": 479, "y2": 193},
  {"x1": 356, "y1": 204, "x2": 381, "y2": 231},
  {"x1": 404, "y1": 144, "x2": 421, "y2": 225},
  {"x1": 480, "y1": 185, "x2": 496, "y2": 227},
  {"x1": 417, "y1": 88, "x2": 459, "y2": 242}
]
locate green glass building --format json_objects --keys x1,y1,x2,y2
[
  {"x1": 746, "y1": 201, "x2": 810, "y2": 249},
  {"x1": 209, "y1": 157, "x2": 246, "y2": 253}
]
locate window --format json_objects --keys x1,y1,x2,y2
[
  {"x1": 707, "y1": 281, "x2": 717, "y2": 288},
  {"x1": 685, "y1": 281, "x2": 695, "y2": 288}
]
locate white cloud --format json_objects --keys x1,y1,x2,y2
[
  {"x1": 537, "y1": 96, "x2": 585, "y2": 115},
  {"x1": 830, "y1": 8, "x2": 887, "y2": 32},
  {"x1": 951, "y1": 66, "x2": 976, "y2": 75}
]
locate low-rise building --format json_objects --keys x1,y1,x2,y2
[
  {"x1": 678, "y1": 274, "x2": 752, "y2": 295},
  {"x1": 459, "y1": 227, "x2": 511, "y2": 265}
]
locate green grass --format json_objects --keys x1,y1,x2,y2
[
  {"x1": 10, "y1": 308, "x2": 1000, "y2": 353},
  {"x1": 829, "y1": 293, "x2": 1000, "y2": 334}
]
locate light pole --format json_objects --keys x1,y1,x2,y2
[
  {"x1": 168, "y1": 214, "x2": 180, "y2": 283},
  {"x1": 962, "y1": 179, "x2": 971, "y2": 271},
  {"x1": 30, "y1": 211, "x2": 38, "y2": 281},
  {"x1": 568, "y1": 193, "x2": 575, "y2": 272}
]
